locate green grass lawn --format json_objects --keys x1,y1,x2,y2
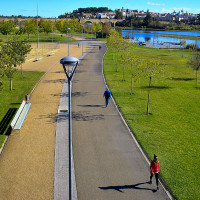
[
  {"x1": 103, "y1": 46, "x2": 200, "y2": 200},
  {"x1": 0, "y1": 71, "x2": 44, "y2": 146},
  {"x1": 0, "y1": 32, "x2": 76, "y2": 43}
]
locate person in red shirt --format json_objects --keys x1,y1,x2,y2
[{"x1": 150, "y1": 154, "x2": 159, "y2": 190}]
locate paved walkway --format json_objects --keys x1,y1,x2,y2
[{"x1": 72, "y1": 40, "x2": 172, "y2": 200}]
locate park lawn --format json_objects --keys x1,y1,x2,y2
[
  {"x1": 0, "y1": 32, "x2": 76, "y2": 43},
  {"x1": 103, "y1": 46, "x2": 200, "y2": 200},
  {"x1": 0, "y1": 71, "x2": 44, "y2": 147}
]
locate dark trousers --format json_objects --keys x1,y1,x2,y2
[
  {"x1": 150, "y1": 172, "x2": 159, "y2": 186},
  {"x1": 105, "y1": 98, "x2": 110, "y2": 107}
]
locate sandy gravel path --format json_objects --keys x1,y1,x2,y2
[{"x1": 0, "y1": 43, "x2": 87, "y2": 200}]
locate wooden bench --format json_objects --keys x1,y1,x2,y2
[{"x1": 11, "y1": 100, "x2": 31, "y2": 130}]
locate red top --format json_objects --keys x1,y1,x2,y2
[{"x1": 150, "y1": 160, "x2": 159, "y2": 173}]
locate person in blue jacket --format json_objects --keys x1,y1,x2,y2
[{"x1": 103, "y1": 88, "x2": 111, "y2": 107}]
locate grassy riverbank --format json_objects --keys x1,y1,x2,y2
[
  {"x1": 0, "y1": 71, "x2": 44, "y2": 147},
  {"x1": 103, "y1": 46, "x2": 200, "y2": 199}
]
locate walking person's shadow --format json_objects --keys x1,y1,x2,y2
[{"x1": 99, "y1": 182, "x2": 158, "y2": 193}]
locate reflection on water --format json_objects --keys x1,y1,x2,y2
[{"x1": 122, "y1": 30, "x2": 200, "y2": 47}]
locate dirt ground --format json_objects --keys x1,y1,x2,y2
[{"x1": 0, "y1": 42, "x2": 87, "y2": 200}]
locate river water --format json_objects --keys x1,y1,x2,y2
[{"x1": 122, "y1": 30, "x2": 200, "y2": 47}]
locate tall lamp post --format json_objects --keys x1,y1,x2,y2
[
  {"x1": 37, "y1": 0, "x2": 39, "y2": 48},
  {"x1": 60, "y1": 56, "x2": 79, "y2": 200},
  {"x1": 82, "y1": 25, "x2": 84, "y2": 56},
  {"x1": 67, "y1": 28, "x2": 70, "y2": 56},
  {"x1": 52, "y1": 20, "x2": 53, "y2": 43}
]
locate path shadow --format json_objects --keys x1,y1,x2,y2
[
  {"x1": 141, "y1": 86, "x2": 170, "y2": 90},
  {"x1": 77, "y1": 104, "x2": 104, "y2": 108},
  {"x1": 37, "y1": 113, "x2": 58, "y2": 123},
  {"x1": 171, "y1": 77, "x2": 195, "y2": 81},
  {"x1": 43, "y1": 79, "x2": 64, "y2": 84},
  {"x1": 72, "y1": 111, "x2": 104, "y2": 121},
  {"x1": 72, "y1": 92, "x2": 88, "y2": 97},
  {"x1": 51, "y1": 71, "x2": 63, "y2": 74},
  {"x1": 0, "y1": 108, "x2": 17, "y2": 135},
  {"x1": 159, "y1": 54, "x2": 169, "y2": 57},
  {"x1": 50, "y1": 93, "x2": 68, "y2": 98},
  {"x1": 10, "y1": 103, "x2": 21, "y2": 105},
  {"x1": 99, "y1": 182, "x2": 157, "y2": 193}
]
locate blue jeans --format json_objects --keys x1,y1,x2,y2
[{"x1": 105, "y1": 98, "x2": 110, "y2": 107}]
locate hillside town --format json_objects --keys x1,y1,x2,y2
[
  {"x1": 71, "y1": 7, "x2": 199, "y2": 23},
  {"x1": 0, "y1": 7, "x2": 199, "y2": 24}
]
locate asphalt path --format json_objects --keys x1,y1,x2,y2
[{"x1": 72, "y1": 40, "x2": 171, "y2": 200}]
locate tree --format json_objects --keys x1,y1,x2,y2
[
  {"x1": 180, "y1": 40, "x2": 186, "y2": 57},
  {"x1": 55, "y1": 19, "x2": 64, "y2": 33},
  {"x1": 197, "y1": 14, "x2": 200, "y2": 24},
  {"x1": 0, "y1": 37, "x2": 31, "y2": 90},
  {"x1": 24, "y1": 19, "x2": 36, "y2": 39},
  {"x1": 115, "y1": 11, "x2": 123, "y2": 19},
  {"x1": 107, "y1": 30, "x2": 123, "y2": 72},
  {"x1": 92, "y1": 22, "x2": 102, "y2": 34},
  {"x1": 102, "y1": 22, "x2": 112, "y2": 36},
  {"x1": 141, "y1": 58, "x2": 164, "y2": 115},
  {"x1": 43, "y1": 20, "x2": 53, "y2": 34},
  {"x1": 0, "y1": 52, "x2": 5, "y2": 87},
  {"x1": 0, "y1": 44, "x2": 17, "y2": 91},
  {"x1": 129, "y1": 55, "x2": 142, "y2": 95},
  {"x1": 190, "y1": 52, "x2": 200, "y2": 88},
  {"x1": 143, "y1": 13, "x2": 153, "y2": 27},
  {"x1": 119, "y1": 39, "x2": 131, "y2": 81},
  {"x1": 0, "y1": 20, "x2": 15, "y2": 37}
]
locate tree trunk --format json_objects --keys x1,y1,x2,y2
[
  {"x1": 182, "y1": 47, "x2": 184, "y2": 58},
  {"x1": 147, "y1": 76, "x2": 152, "y2": 115},
  {"x1": 21, "y1": 64, "x2": 23, "y2": 78},
  {"x1": 123, "y1": 60, "x2": 125, "y2": 81},
  {"x1": 130, "y1": 74, "x2": 133, "y2": 95},
  {"x1": 116, "y1": 51, "x2": 118, "y2": 72},
  {"x1": 115, "y1": 48, "x2": 116, "y2": 65},
  {"x1": 10, "y1": 77, "x2": 12, "y2": 91}
]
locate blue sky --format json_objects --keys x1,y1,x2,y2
[{"x1": 0, "y1": 0, "x2": 199, "y2": 18}]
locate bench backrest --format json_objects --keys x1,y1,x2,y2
[{"x1": 11, "y1": 100, "x2": 26, "y2": 129}]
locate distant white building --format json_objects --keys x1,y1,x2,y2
[{"x1": 96, "y1": 13, "x2": 107, "y2": 19}]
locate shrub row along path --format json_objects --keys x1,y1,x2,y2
[
  {"x1": 0, "y1": 42, "x2": 87, "y2": 200},
  {"x1": 72, "y1": 40, "x2": 171, "y2": 199}
]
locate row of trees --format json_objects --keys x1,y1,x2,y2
[
  {"x1": 73, "y1": 7, "x2": 111, "y2": 14},
  {"x1": 0, "y1": 37, "x2": 31, "y2": 90},
  {"x1": 0, "y1": 19, "x2": 55, "y2": 38},
  {"x1": 0, "y1": 18, "x2": 105, "y2": 39},
  {"x1": 107, "y1": 30, "x2": 200, "y2": 115},
  {"x1": 107, "y1": 30, "x2": 165, "y2": 115}
]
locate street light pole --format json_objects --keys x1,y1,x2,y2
[
  {"x1": 67, "y1": 28, "x2": 70, "y2": 56},
  {"x1": 60, "y1": 56, "x2": 79, "y2": 200},
  {"x1": 82, "y1": 25, "x2": 83, "y2": 56},
  {"x1": 52, "y1": 20, "x2": 53, "y2": 43},
  {"x1": 37, "y1": 0, "x2": 39, "y2": 48}
]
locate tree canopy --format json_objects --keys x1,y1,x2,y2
[
  {"x1": 74, "y1": 7, "x2": 111, "y2": 13},
  {"x1": 0, "y1": 37, "x2": 31, "y2": 90}
]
